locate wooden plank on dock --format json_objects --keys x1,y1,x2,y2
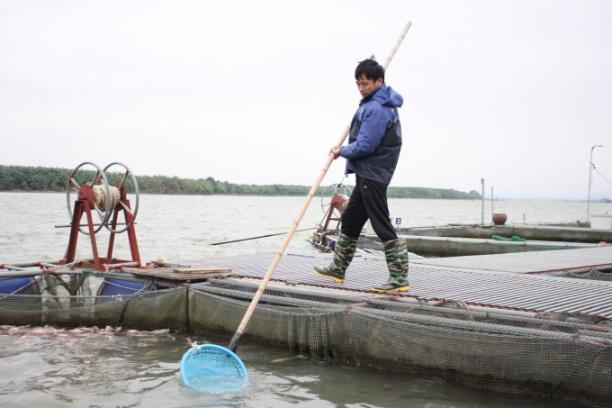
[
  {"x1": 127, "y1": 266, "x2": 233, "y2": 281},
  {"x1": 173, "y1": 267, "x2": 232, "y2": 274}
]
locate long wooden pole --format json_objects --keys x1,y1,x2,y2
[
  {"x1": 228, "y1": 21, "x2": 412, "y2": 351},
  {"x1": 210, "y1": 227, "x2": 316, "y2": 246}
]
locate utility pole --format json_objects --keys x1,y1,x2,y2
[
  {"x1": 481, "y1": 178, "x2": 485, "y2": 225},
  {"x1": 587, "y1": 144, "x2": 603, "y2": 223}
]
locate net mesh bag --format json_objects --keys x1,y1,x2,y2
[{"x1": 180, "y1": 344, "x2": 248, "y2": 393}]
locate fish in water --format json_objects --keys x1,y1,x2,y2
[{"x1": 0, "y1": 324, "x2": 174, "y2": 338}]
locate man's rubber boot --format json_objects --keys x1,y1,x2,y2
[
  {"x1": 370, "y1": 238, "x2": 410, "y2": 293},
  {"x1": 312, "y1": 232, "x2": 358, "y2": 283}
]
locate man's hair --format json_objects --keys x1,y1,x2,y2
[{"x1": 355, "y1": 57, "x2": 385, "y2": 81}]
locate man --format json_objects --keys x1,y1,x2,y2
[{"x1": 313, "y1": 58, "x2": 409, "y2": 293}]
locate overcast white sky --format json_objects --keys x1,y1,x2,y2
[{"x1": 1, "y1": 0, "x2": 611, "y2": 199}]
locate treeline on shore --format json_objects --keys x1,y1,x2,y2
[{"x1": 0, "y1": 164, "x2": 482, "y2": 199}]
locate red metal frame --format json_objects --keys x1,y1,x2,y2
[
  {"x1": 319, "y1": 193, "x2": 347, "y2": 232},
  {"x1": 61, "y1": 184, "x2": 141, "y2": 271}
]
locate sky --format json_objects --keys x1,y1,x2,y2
[{"x1": 1, "y1": 0, "x2": 611, "y2": 200}]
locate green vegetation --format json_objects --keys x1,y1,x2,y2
[
  {"x1": 0, "y1": 164, "x2": 481, "y2": 199},
  {"x1": 388, "y1": 186, "x2": 481, "y2": 199}
]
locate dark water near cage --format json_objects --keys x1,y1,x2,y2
[{"x1": 0, "y1": 327, "x2": 586, "y2": 408}]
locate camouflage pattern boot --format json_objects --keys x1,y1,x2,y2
[
  {"x1": 370, "y1": 238, "x2": 410, "y2": 292},
  {"x1": 312, "y1": 232, "x2": 358, "y2": 283}
]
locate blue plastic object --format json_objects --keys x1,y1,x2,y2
[
  {"x1": 329, "y1": 240, "x2": 336, "y2": 251},
  {"x1": 0, "y1": 277, "x2": 34, "y2": 294},
  {"x1": 97, "y1": 278, "x2": 145, "y2": 296},
  {"x1": 180, "y1": 344, "x2": 248, "y2": 393}
]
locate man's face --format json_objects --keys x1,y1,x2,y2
[{"x1": 355, "y1": 74, "x2": 383, "y2": 98}]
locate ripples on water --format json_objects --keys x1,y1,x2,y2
[
  {"x1": 2, "y1": 192, "x2": 607, "y2": 407},
  {"x1": 0, "y1": 326, "x2": 585, "y2": 408}
]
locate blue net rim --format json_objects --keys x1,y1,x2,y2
[{"x1": 180, "y1": 344, "x2": 248, "y2": 391}]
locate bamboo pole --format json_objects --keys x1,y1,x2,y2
[
  {"x1": 228, "y1": 21, "x2": 412, "y2": 351},
  {"x1": 209, "y1": 227, "x2": 316, "y2": 246}
]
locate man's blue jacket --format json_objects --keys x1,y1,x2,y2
[{"x1": 340, "y1": 84, "x2": 403, "y2": 185}]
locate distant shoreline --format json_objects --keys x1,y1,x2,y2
[
  {"x1": 2, "y1": 165, "x2": 610, "y2": 201},
  {"x1": 2, "y1": 190, "x2": 609, "y2": 203},
  {"x1": 0, "y1": 164, "x2": 483, "y2": 199},
  {"x1": 3, "y1": 164, "x2": 601, "y2": 201},
  {"x1": 0, "y1": 188, "x2": 480, "y2": 200}
]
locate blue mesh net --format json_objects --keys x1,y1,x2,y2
[{"x1": 180, "y1": 344, "x2": 248, "y2": 393}]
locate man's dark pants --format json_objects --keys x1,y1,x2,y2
[{"x1": 340, "y1": 176, "x2": 398, "y2": 242}]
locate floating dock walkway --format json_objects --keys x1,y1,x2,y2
[
  {"x1": 397, "y1": 224, "x2": 612, "y2": 243},
  {"x1": 197, "y1": 245, "x2": 612, "y2": 320},
  {"x1": 393, "y1": 234, "x2": 597, "y2": 257}
]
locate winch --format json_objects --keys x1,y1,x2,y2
[
  {"x1": 60, "y1": 161, "x2": 141, "y2": 271},
  {"x1": 310, "y1": 183, "x2": 351, "y2": 252}
]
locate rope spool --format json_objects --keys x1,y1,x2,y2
[
  {"x1": 93, "y1": 185, "x2": 121, "y2": 211},
  {"x1": 334, "y1": 193, "x2": 349, "y2": 212},
  {"x1": 320, "y1": 183, "x2": 352, "y2": 213},
  {"x1": 66, "y1": 162, "x2": 112, "y2": 235},
  {"x1": 63, "y1": 161, "x2": 142, "y2": 269},
  {"x1": 66, "y1": 161, "x2": 140, "y2": 235}
]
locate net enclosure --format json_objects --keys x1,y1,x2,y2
[{"x1": 1, "y1": 261, "x2": 611, "y2": 407}]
